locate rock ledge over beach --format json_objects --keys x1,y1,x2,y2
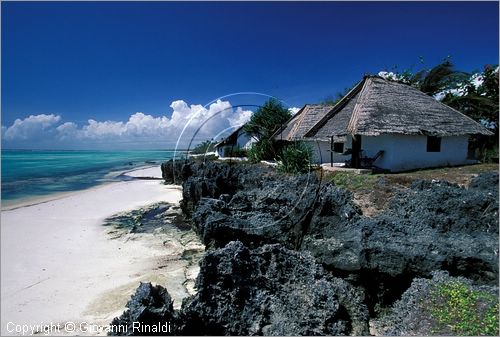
[{"x1": 109, "y1": 160, "x2": 499, "y2": 335}]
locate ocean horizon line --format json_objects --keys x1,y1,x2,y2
[
  {"x1": 1, "y1": 148, "x2": 188, "y2": 152},
  {"x1": 1, "y1": 149, "x2": 180, "y2": 203}
]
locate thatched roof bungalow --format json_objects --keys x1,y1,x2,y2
[
  {"x1": 214, "y1": 125, "x2": 256, "y2": 158},
  {"x1": 275, "y1": 104, "x2": 334, "y2": 141},
  {"x1": 277, "y1": 75, "x2": 493, "y2": 172}
]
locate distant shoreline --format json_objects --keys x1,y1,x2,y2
[
  {"x1": 1, "y1": 165, "x2": 163, "y2": 211},
  {"x1": 1, "y1": 149, "x2": 177, "y2": 209},
  {"x1": 1, "y1": 149, "x2": 185, "y2": 152}
]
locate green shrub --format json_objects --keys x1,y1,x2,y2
[
  {"x1": 247, "y1": 139, "x2": 278, "y2": 163},
  {"x1": 276, "y1": 141, "x2": 313, "y2": 174},
  {"x1": 427, "y1": 280, "x2": 499, "y2": 335},
  {"x1": 480, "y1": 145, "x2": 499, "y2": 163},
  {"x1": 247, "y1": 144, "x2": 260, "y2": 163},
  {"x1": 223, "y1": 146, "x2": 247, "y2": 158}
]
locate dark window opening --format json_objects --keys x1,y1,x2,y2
[
  {"x1": 427, "y1": 136, "x2": 441, "y2": 152},
  {"x1": 333, "y1": 142, "x2": 344, "y2": 153}
]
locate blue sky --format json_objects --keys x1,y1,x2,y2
[{"x1": 1, "y1": 1, "x2": 499, "y2": 150}]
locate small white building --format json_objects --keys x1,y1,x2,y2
[
  {"x1": 275, "y1": 75, "x2": 493, "y2": 172},
  {"x1": 215, "y1": 126, "x2": 257, "y2": 158}
]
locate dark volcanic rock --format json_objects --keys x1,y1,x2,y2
[
  {"x1": 174, "y1": 160, "x2": 498, "y2": 287},
  {"x1": 469, "y1": 171, "x2": 499, "y2": 191},
  {"x1": 109, "y1": 282, "x2": 174, "y2": 336},
  {"x1": 180, "y1": 161, "x2": 276, "y2": 218},
  {"x1": 162, "y1": 159, "x2": 498, "y2": 324},
  {"x1": 176, "y1": 241, "x2": 369, "y2": 336},
  {"x1": 302, "y1": 173, "x2": 499, "y2": 311},
  {"x1": 191, "y1": 172, "x2": 322, "y2": 249},
  {"x1": 301, "y1": 183, "x2": 364, "y2": 272},
  {"x1": 361, "y1": 176, "x2": 498, "y2": 282},
  {"x1": 161, "y1": 159, "x2": 186, "y2": 184},
  {"x1": 167, "y1": 160, "x2": 357, "y2": 252}
]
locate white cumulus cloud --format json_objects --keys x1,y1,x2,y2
[
  {"x1": 3, "y1": 114, "x2": 61, "y2": 141},
  {"x1": 1, "y1": 100, "x2": 254, "y2": 150},
  {"x1": 228, "y1": 107, "x2": 253, "y2": 128},
  {"x1": 56, "y1": 122, "x2": 79, "y2": 140}
]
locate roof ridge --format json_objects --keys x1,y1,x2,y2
[
  {"x1": 304, "y1": 78, "x2": 365, "y2": 137},
  {"x1": 270, "y1": 105, "x2": 306, "y2": 140},
  {"x1": 346, "y1": 77, "x2": 372, "y2": 135},
  {"x1": 288, "y1": 106, "x2": 309, "y2": 140},
  {"x1": 214, "y1": 124, "x2": 246, "y2": 147}
]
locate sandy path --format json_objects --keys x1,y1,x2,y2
[{"x1": 1, "y1": 170, "x2": 197, "y2": 335}]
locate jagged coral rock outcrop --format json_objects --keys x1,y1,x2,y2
[
  {"x1": 110, "y1": 282, "x2": 175, "y2": 336},
  {"x1": 111, "y1": 242, "x2": 369, "y2": 336},
  {"x1": 152, "y1": 160, "x2": 499, "y2": 334},
  {"x1": 176, "y1": 161, "x2": 498, "y2": 286}
]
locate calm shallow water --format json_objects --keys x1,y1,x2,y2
[{"x1": 1, "y1": 150, "x2": 178, "y2": 206}]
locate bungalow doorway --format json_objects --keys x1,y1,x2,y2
[{"x1": 351, "y1": 135, "x2": 361, "y2": 168}]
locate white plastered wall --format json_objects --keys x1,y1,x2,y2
[
  {"x1": 305, "y1": 136, "x2": 352, "y2": 165},
  {"x1": 362, "y1": 134, "x2": 470, "y2": 172}
]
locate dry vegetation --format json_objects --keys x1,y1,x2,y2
[{"x1": 323, "y1": 163, "x2": 499, "y2": 217}]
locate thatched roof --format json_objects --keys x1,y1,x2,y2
[
  {"x1": 305, "y1": 79, "x2": 365, "y2": 141},
  {"x1": 273, "y1": 107, "x2": 304, "y2": 141},
  {"x1": 215, "y1": 125, "x2": 244, "y2": 147},
  {"x1": 274, "y1": 104, "x2": 334, "y2": 141},
  {"x1": 347, "y1": 76, "x2": 493, "y2": 136},
  {"x1": 303, "y1": 75, "x2": 493, "y2": 139}
]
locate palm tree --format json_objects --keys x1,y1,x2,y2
[
  {"x1": 394, "y1": 61, "x2": 498, "y2": 159},
  {"x1": 442, "y1": 65, "x2": 499, "y2": 133},
  {"x1": 410, "y1": 60, "x2": 469, "y2": 96}
]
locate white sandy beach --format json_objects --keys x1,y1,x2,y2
[{"x1": 1, "y1": 166, "x2": 201, "y2": 336}]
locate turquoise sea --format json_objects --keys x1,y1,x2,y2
[{"x1": 1, "y1": 150, "x2": 179, "y2": 207}]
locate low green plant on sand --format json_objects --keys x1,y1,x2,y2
[{"x1": 427, "y1": 280, "x2": 499, "y2": 335}]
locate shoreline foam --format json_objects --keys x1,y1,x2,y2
[{"x1": 1, "y1": 165, "x2": 161, "y2": 211}]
